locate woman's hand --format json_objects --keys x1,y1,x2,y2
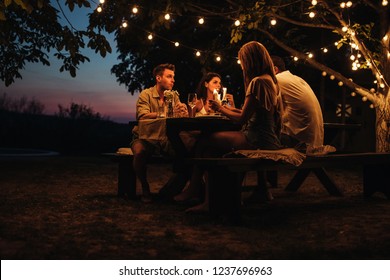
[
  {"x1": 225, "y1": 93, "x2": 236, "y2": 108},
  {"x1": 208, "y1": 99, "x2": 222, "y2": 112}
]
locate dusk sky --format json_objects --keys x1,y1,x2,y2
[{"x1": 0, "y1": 4, "x2": 137, "y2": 124}]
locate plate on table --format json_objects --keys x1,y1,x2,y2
[{"x1": 195, "y1": 114, "x2": 224, "y2": 119}]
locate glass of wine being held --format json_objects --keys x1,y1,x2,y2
[{"x1": 187, "y1": 93, "x2": 197, "y2": 118}]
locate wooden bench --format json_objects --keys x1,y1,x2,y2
[
  {"x1": 188, "y1": 152, "x2": 390, "y2": 222},
  {"x1": 103, "y1": 150, "x2": 177, "y2": 199}
]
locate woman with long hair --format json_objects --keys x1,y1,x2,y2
[{"x1": 176, "y1": 41, "x2": 283, "y2": 211}]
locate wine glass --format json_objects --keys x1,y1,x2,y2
[{"x1": 187, "y1": 93, "x2": 197, "y2": 118}]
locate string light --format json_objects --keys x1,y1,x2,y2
[
  {"x1": 237, "y1": 59, "x2": 241, "y2": 64},
  {"x1": 338, "y1": 81, "x2": 344, "y2": 86},
  {"x1": 94, "y1": 1, "x2": 386, "y2": 90},
  {"x1": 362, "y1": 96, "x2": 368, "y2": 102},
  {"x1": 351, "y1": 92, "x2": 356, "y2": 96},
  {"x1": 322, "y1": 71, "x2": 327, "y2": 76}
]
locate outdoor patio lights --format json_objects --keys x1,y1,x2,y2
[{"x1": 340, "y1": 2, "x2": 353, "y2": 8}]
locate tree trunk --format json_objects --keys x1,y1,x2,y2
[{"x1": 375, "y1": 89, "x2": 390, "y2": 152}]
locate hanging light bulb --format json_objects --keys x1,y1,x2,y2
[
  {"x1": 323, "y1": 48, "x2": 328, "y2": 53},
  {"x1": 132, "y1": 7, "x2": 138, "y2": 14},
  {"x1": 342, "y1": 26, "x2": 348, "y2": 32},
  {"x1": 174, "y1": 42, "x2": 179, "y2": 47},
  {"x1": 198, "y1": 18, "x2": 204, "y2": 24},
  {"x1": 338, "y1": 81, "x2": 344, "y2": 87},
  {"x1": 164, "y1": 13, "x2": 171, "y2": 20},
  {"x1": 330, "y1": 75, "x2": 335, "y2": 80},
  {"x1": 322, "y1": 71, "x2": 327, "y2": 76},
  {"x1": 309, "y1": 12, "x2": 316, "y2": 18},
  {"x1": 293, "y1": 56, "x2": 298, "y2": 61},
  {"x1": 234, "y1": 20, "x2": 240, "y2": 26},
  {"x1": 147, "y1": 34, "x2": 153, "y2": 40},
  {"x1": 369, "y1": 104, "x2": 375, "y2": 109},
  {"x1": 340, "y1": 2, "x2": 346, "y2": 8},
  {"x1": 383, "y1": 0, "x2": 388, "y2": 6},
  {"x1": 195, "y1": 51, "x2": 201, "y2": 57},
  {"x1": 311, "y1": 0, "x2": 318, "y2": 5},
  {"x1": 350, "y1": 55, "x2": 355, "y2": 60},
  {"x1": 97, "y1": 6, "x2": 102, "y2": 13},
  {"x1": 270, "y1": 19, "x2": 277, "y2": 25},
  {"x1": 121, "y1": 21, "x2": 128, "y2": 28},
  {"x1": 362, "y1": 96, "x2": 368, "y2": 102},
  {"x1": 308, "y1": 53, "x2": 314, "y2": 58},
  {"x1": 351, "y1": 92, "x2": 356, "y2": 96},
  {"x1": 216, "y1": 56, "x2": 222, "y2": 62},
  {"x1": 346, "y1": 1, "x2": 353, "y2": 7},
  {"x1": 99, "y1": 0, "x2": 105, "y2": 3},
  {"x1": 237, "y1": 59, "x2": 241, "y2": 64}
]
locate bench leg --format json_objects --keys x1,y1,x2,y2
[
  {"x1": 285, "y1": 169, "x2": 311, "y2": 192},
  {"x1": 312, "y1": 168, "x2": 343, "y2": 196},
  {"x1": 207, "y1": 166, "x2": 242, "y2": 223},
  {"x1": 363, "y1": 164, "x2": 390, "y2": 199},
  {"x1": 266, "y1": 170, "x2": 278, "y2": 188},
  {"x1": 117, "y1": 159, "x2": 137, "y2": 199}
]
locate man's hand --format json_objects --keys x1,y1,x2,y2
[{"x1": 174, "y1": 102, "x2": 189, "y2": 117}]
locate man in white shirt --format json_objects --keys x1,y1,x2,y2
[{"x1": 271, "y1": 56, "x2": 324, "y2": 151}]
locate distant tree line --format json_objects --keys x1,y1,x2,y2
[{"x1": 0, "y1": 93, "x2": 109, "y2": 121}]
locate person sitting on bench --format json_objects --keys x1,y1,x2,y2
[
  {"x1": 176, "y1": 41, "x2": 283, "y2": 212},
  {"x1": 271, "y1": 56, "x2": 327, "y2": 155},
  {"x1": 131, "y1": 63, "x2": 188, "y2": 203}
]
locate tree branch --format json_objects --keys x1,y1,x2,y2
[{"x1": 259, "y1": 28, "x2": 380, "y2": 104}]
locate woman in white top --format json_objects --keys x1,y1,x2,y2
[{"x1": 194, "y1": 72, "x2": 222, "y2": 116}]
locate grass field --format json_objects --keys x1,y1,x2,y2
[{"x1": 1, "y1": 155, "x2": 389, "y2": 259}]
